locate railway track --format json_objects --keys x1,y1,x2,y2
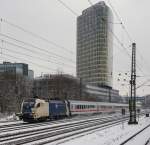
[
  {"x1": 0, "y1": 114, "x2": 121, "y2": 138},
  {"x1": 0, "y1": 119, "x2": 19, "y2": 123},
  {"x1": 0, "y1": 115, "x2": 129, "y2": 145},
  {"x1": 0, "y1": 114, "x2": 120, "y2": 133},
  {"x1": 145, "y1": 138, "x2": 150, "y2": 145},
  {"x1": 0, "y1": 116, "x2": 88, "y2": 131},
  {"x1": 120, "y1": 122, "x2": 150, "y2": 145}
]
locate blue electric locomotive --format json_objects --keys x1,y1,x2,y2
[{"x1": 20, "y1": 98, "x2": 69, "y2": 122}]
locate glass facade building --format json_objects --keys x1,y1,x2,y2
[
  {"x1": 0, "y1": 62, "x2": 28, "y2": 76},
  {"x1": 77, "y1": 1, "x2": 113, "y2": 87}
]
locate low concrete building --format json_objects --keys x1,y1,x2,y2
[
  {"x1": 33, "y1": 74, "x2": 81, "y2": 100},
  {"x1": 33, "y1": 74, "x2": 121, "y2": 103}
]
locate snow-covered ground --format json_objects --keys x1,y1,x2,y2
[
  {"x1": 51, "y1": 116, "x2": 150, "y2": 145},
  {"x1": 0, "y1": 113, "x2": 21, "y2": 126},
  {"x1": 0, "y1": 113, "x2": 18, "y2": 121},
  {"x1": 0, "y1": 120, "x2": 23, "y2": 126},
  {"x1": 1, "y1": 114, "x2": 150, "y2": 145}
]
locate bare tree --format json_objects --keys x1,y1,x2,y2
[{"x1": 0, "y1": 73, "x2": 33, "y2": 113}]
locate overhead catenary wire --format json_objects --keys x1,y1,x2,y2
[
  {"x1": 57, "y1": 0, "x2": 79, "y2": 16},
  {"x1": 1, "y1": 52, "x2": 57, "y2": 72},
  {"x1": 87, "y1": 0, "x2": 150, "y2": 95},
  {"x1": 0, "y1": 43, "x2": 75, "y2": 69},
  {"x1": 105, "y1": 0, "x2": 133, "y2": 43},
  {"x1": 57, "y1": 0, "x2": 132, "y2": 61},
  {"x1": 113, "y1": 41, "x2": 145, "y2": 75},
  {"x1": 0, "y1": 1, "x2": 148, "y2": 83},
  {"x1": 57, "y1": 0, "x2": 137, "y2": 90},
  {"x1": 87, "y1": 0, "x2": 131, "y2": 56},
  {"x1": 0, "y1": 33, "x2": 76, "y2": 64},
  {"x1": 104, "y1": 0, "x2": 150, "y2": 76},
  {"x1": 1, "y1": 52, "x2": 75, "y2": 74},
  {"x1": 0, "y1": 39, "x2": 76, "y2": 68},
  {"x1": 1, "y1": 18, "x2": 75, "y2": 55},
  {"x1": 88, "y1": 0, "x2": 147, "y2": 77},
  {"x1": 57, "y1": 0, "x2": 145, "y2": 77}
]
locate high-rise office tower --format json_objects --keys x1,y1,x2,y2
[{"x1": 77, "y1": 1, "x2": 113, "y2": 87}]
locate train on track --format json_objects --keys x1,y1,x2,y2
[{"x1": 18, "y1": 98, "x2": 130, "y2": 122}]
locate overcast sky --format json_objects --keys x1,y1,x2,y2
[{"x1": 0, "y1": 0, "x2": 150, "y2": 96}]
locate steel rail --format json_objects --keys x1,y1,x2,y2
[
  {"x1": 0, "y1": 117, "x2": 112, "y2": 142},
  {"x1": 120, "y1": 123, "x2": 150, "y2": 145},
  {"x1": 0, "y1": 116, "x2": 129, "y2": 145},
  {"x1": 29, "y1": 117, "x2": 129, "y2": 145},
  {"x1": 0, "y1": 114, "x2": 120, "y2": 136}
]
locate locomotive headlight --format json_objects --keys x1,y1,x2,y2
[{"x1": 32, "y1": 108, "x2": 36, "y2": 114}]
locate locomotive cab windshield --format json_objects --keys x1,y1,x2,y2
[
  {"x1": 22, "y1": 98, "x2": 36, "y2": 113},
  {"x1": 20, "y1": 98, "x2": 37, "y2": 122}
]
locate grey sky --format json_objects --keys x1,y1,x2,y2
[{"x1": 0, "y1": 0, "x2": 149, "y2": 96}]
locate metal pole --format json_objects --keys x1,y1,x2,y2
[
  {"x1": 79, "y1": 78, "x2": 82, "y2": 99},
  {"x1": 133, "y1": 43, "x2": 137, "y2": 123},
  {"x1": 128, "y1": 43, "x2": 138, "y2": 124}
]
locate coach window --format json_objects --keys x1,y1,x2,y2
[
  {"x1": 79, "y1": 105, "x2": 81, "y2": 109},
  {"x1": 101, "y1": 106, "x2": 104, "y2": 109},
  {"x1": 71, "y1": 105, "x2": 73, "y2": 109}
]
